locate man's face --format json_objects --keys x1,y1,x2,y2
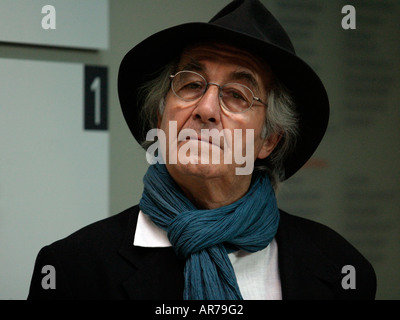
[{"x1": 158, "y1": 43, "x2": 278, "y2": 182}]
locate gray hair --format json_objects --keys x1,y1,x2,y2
[{"x1": 137, "y1": 60, "x2": 299, "y2": 190}]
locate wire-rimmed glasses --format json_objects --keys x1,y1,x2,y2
[{"x1": 170, "y1": 70, "x2": 267, "y2": 114}]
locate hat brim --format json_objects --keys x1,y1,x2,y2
[{"x1": 118, "y1": 22, "x2": 329, "y2": 180}]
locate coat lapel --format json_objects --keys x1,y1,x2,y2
[
  {"x1": 276, "y1": 211, "x2": 343, "y2": 299},
  {"x1": 117, "y1": 206, "x2": 185, "y2": 299}
]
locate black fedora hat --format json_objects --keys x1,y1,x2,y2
[{"x1": 118, "y1": 0, "x2": 329, "y2": 180}]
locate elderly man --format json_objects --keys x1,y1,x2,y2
[{"x1": 28, "y1": 0, "x2": 376, "y2": 300}]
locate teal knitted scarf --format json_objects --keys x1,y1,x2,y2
[{"x1": 139, "y1": 163, "x2": 280, "y2": 300}]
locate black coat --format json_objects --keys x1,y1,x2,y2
[{"x1": 27, "y1": 205, "x2": 376, "y2": 300}]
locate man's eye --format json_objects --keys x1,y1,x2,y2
[
  {"x1": 233, "y1": 92, "x2": 246, "y2": 100},
  {"x1": 226, "y1": 89, "x2": 246, "y2": 101},
  {"x1": 184, "y1": 82, "x2": 204, "y2": 90}
]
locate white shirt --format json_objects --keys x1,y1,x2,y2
[{"x1": 134, "y1": 210, "x2": 282, "y2": 300}]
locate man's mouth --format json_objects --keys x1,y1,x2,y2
[{"x1": 184, "y1": 134, "x2": 223, "y2": 149}]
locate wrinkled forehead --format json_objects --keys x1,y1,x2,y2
[{"x1": 177, "y1": 41, "x2": 274, "y2": 88}]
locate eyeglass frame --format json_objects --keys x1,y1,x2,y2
[{"x1": 169, "y1": 70, "x2": 268, "y2": 114}]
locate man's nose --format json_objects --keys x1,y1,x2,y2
[{"x1": 192, "y1": 83, "x2": 221, "y2": 124}]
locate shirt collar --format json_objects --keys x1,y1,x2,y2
[{"x1": 133, "y1": 210, "x2": 171, "y2": 247}]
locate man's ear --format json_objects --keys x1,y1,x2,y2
[
  {"x1": 257, "y1": 133, "x2": 282, "y2": 160},
  {"x1": 157, "y1": 112, "x2": 162, "y2": 128}
]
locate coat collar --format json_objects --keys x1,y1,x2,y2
[{"x1": 117, "y1": 206, "x2": 185, "y2": 299}]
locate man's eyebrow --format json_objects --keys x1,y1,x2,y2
[
  {"x1": 180, "y1": 59, "x2": 204, "y2": 72},
  {"x1": 230, "y1": 70, "x2": 260, "y2": 94},
  {"x1": 179, "y1": 59, "x2": 261, "y2": 93}
]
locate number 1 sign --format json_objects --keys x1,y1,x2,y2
[{"x1": 85, "y1": 66, "x2": 108, "y2": 131}]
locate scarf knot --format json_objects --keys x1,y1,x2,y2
[{"x1": 139, "y1": 163, "x2": 279, "y2": 300}]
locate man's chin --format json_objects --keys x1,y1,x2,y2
[{"x1": 166, "y1": 162, "x2": 232, "y2": 180}]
